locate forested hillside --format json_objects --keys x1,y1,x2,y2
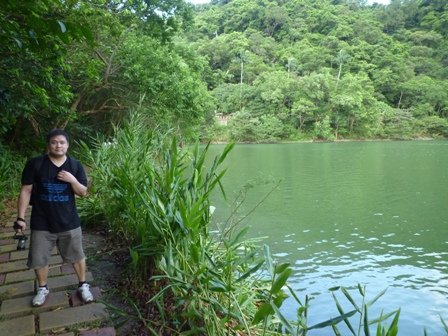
[
  {"x1": 1, "y1": 0, "x2": 447, "y2": 152},
  {"x1": 1, "y1": 2, "x2": 448, "y2": 332},
  {"x1": 186, "y1": 0, "x2": 448, "y2": 141}
]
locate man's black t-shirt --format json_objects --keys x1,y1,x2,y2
[{"x1": 21, "y1": 155, "x2": 87, "y2": 233}]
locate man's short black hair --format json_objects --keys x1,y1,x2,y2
[{"x1": 46, "y1": 128, "x2": 69, "y2": 144}]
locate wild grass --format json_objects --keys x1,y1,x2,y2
[{"x1": 77, "y1": 111, "x2": 292, "y2": 334}]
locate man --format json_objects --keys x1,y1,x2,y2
[{"x1": 15, "y1": 128, "x2": 93, "y2": 306}]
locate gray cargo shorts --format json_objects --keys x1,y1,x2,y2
[{"x1": 27, "y1": 227, "x2": 85, "y2": 269}]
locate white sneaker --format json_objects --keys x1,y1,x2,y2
[
  {"x1": 78, "y1": 283, "x2": 94, "y2": 303},
  {"x1": 32, "y1": 287, "x2": 49, "y2": 307}
]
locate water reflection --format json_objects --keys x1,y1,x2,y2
[{"x1": 210, "y1": 141, "x2": 448, "y2": 335}]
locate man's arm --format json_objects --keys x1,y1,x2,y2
[
  {"x1": 16, "y1": 184, "x2": 32, "y2": 232},
  {"x1": 57, "y1": 170, "x2": 87, "y2": 197}
]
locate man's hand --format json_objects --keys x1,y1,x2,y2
[
  {"x1": 57, "y1": 170, "x2": 77, "y2": 183},
  {"x1": 14, "y1": 219, "x2": 26, "y2": 234},
  {"x1": 57, "y1": 170, "x2": 87, "y2": 197}
]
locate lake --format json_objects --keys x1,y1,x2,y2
[{"x1": 208, "y1": 140, "x2": 448, "y2": 335}]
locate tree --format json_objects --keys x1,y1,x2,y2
[
  {"x1": 198, "y1": 32, "x2": 249, "y2": 75},
  {"x1": 334, "y1": 49, "x2": 351, "y2": 90},
  {"x1": 1, "y1": 0, "x2": 199, "y2": 149},
  {"x1": 212, "y1": 83, "x2": 245, "y2": 115},
  {"x1": 292, "y1": 71, "x2": 333, "y2": 130},
  {"x1": 251, "y1": 70, "x2": 298, "y2": 116},
  {"x1": 330, "y1": 73, "x2": 380, "y2": 137},
  {"x1": 0, "y1": 0, "x2": 92, "y2": 145},
  {"x1": 76, "y1": 31, "x2": 211, "y2": 137},
  {"x1": 400, "y1": 76, "x2": 448, "y2": 118},
  {"x1": 262, "y1": 5, "x2": 290, "y2": 38}
]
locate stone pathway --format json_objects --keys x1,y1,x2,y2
[{"x1": 0, "y1": 211, "x2": 116, "y2": 336}]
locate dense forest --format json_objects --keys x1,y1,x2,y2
[
  {"x1": 1, "y1": 0, "x2": 448, "y2": 152},
  {"x1": 188, "y1": 0, "x2": 448, "y2": 141},
  {"x1": 0, "y1": 0, "x2": 207, "y2": 152}
]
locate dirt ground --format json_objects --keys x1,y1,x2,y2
[{"x1": 82, "y1": 228, "x2": 148, "y2": 335}]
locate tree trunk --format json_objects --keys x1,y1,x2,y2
[
  {"x1": 397, "y1": 90, "x2": 403, "y2": 108},
  {"x1": 240, "y1": 59, "x2": 244, "y2": 111}
]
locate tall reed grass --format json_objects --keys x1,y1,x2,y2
[{"x1": 77, "y1": 111, "x2": 296, "y2": 334}]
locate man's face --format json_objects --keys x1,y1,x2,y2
[{"x1": 48, "y1": 135, "x2": 69, "y2": 158}]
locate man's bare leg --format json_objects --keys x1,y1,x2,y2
[
  {"x1": 35, "y1": 266, "x2": 49, "y2": 286},
  {"x1": 72, "y1": 258, "x2": 87, "y2": 282}
]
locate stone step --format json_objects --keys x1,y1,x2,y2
[
  {"x1": 0, "y1": 253, "x2": 9, "y2": 263},
  {"x1": 1, "y1": 255, "x2": 63, "y2": 274},
  {"x1": 47, "y1": 272, "x2": 94, "y2": 291},
  {"x1": 1, "y1": 209, "x2": 115, "y2": 335},
  {"x1": 9, "y1": 246, "x2": 58, "y2": 262},
  {"x1": 0, "y1": 243, "x2": 18, "y2": 253},
  {"x1": 69, "y1": 286, "x2": 102, "y2": 307},
  {"x1": 0, "y1": 290, "x2": 70, "y2": 318},
  {"x1": 0, "y1": 280, "x2": 35, "y2": 299},
  {"x1": 0, "y1": 286, "x2": 102, "y2": 318},
  {"x1": 5, "y1": 264, "x2": 61, "y2": 283},
  {"x1": 79, "y1": 327, "x2": 116, "y2": 336},
  {"x1": 0, "y1": 236, "x2": 30, "y2": 251},
  {"x1": 0, "y1": 238, "x2": 15, "y2": 246},
  {"x1": 0, "y1": 314, "x2": 35, "y2": 336},
  {"x1": 8, "y1": 250, "x2": 28, "y2": 261},
  {"x1": 0, "y1": 231, "x2": 14, "y2": 239},
  {"x1": 39, "y1": 303, "x2": 109, "y2": 334},
  {"x1": 0, "y1": 271, "x2": 94, "y2": 301},
  {"x1": 0, "y1": 230, "x2": 30, "y2": 240}
]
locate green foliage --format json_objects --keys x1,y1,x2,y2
[
  {"x1": 190, "y1": 0, "x2": 448, "y2": 142},
  {"x1": 0, "y1": 144, "x2": 25, "y2": 213},
  {"x1": 400, "y1": 76, "x2": 448, "y2": 117},
  {"x1": 77, "y1": 109, "x2": 234, "y2": 276},
  {"x1": 0, "y1": 0, "x2": 93, "y2": 141},
  {"x1": 227, "y1": 110, "x2": 286, "y2": 143},
  {"x1": 381, "y1": 108, "x2": 415, "y2": 139},
  {"x1": 3, "y1": 0, "x2": 448, "y2": 146},
  {"x1": 64, "y1": 10, "x2": 212, "y2": 141},
  {"x1": 117, "y1": 33, "x2": 210, "y2": 134},
  {"x1": 414, "y1": 115, "x2": 448, "y2": 137},
  {"x1": 108, "y1": 0, "x2": 194, "y2": 42},
  {"x1": 77, "y1": 110, "x2": 288, "y2": 334},
  {"x1": 252, "y1": 246, "x2": 292, "y2": 332},
  {"x1": 0, "y1": 0, "x2": 204, "y2": 150},
  {"x1": 313, "y1": 116, "x2": 335, "y2": 141},
  {"x1": 303, "y1": 285, "x2": 401, "y2": 336},
  {"x1": 258, "y1": 115, "x2": 289, "y2": 141},
  {"x1": 228, "y1": 110, "x2": 262, "y2": 142}
]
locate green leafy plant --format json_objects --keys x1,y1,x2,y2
[
  {"x1": 303, "y1": 285, "x2": 400, "y2": 336},
  {"x1": 77, "y1": 110, "x2": 291, "y2": 334}
]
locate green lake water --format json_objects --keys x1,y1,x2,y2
[{"x1": 208, "y1": 140, "x2": 448, "y2": 335}]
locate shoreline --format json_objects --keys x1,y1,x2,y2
[{"x1": 208, "y1": 137, "x2": 442, "y2": 145}]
